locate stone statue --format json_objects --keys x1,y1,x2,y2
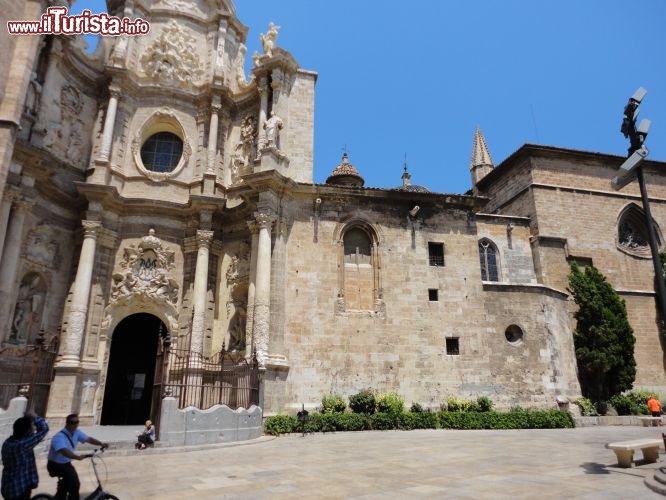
[
  {"x1": 24, "y1": 72, "x2": 42, "y2": 116},
  {"x1": 9, "y1": 275, "x2": 44, "y2": 343},
  {"x1": 263, "y1": 111, "x2": 283, "y2": 147},
  {"x1": 228, "y1": 306, "x2": 246, "y2": 351},
  {"x1": 259, "y1": 22, "x2": 280, "y2": 57}
]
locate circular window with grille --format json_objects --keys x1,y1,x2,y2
[
  {"x1": 132, "y1": 109, "x2": 191, "y2": 181},
  {"x1": 505, "y1": 324, "x2": 524, "y2": 345},
  {"x1": 140, "y1": 132, "x2": 183, "y2": 173}
]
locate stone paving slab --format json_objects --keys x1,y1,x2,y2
[{"x1": 18, "y1": 426, "x2": 666, "y2": 499}]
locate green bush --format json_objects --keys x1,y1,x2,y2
[
  {"x1": 410, "y1": 402, "x2": 425, "y2": 413},
  {"x1": 264, "y1": 415, "x2": 297, "y2": 435},
  {"x1": 445, "y1": 397, "x2": 473, "y2": 412},
  {"x1": 573, "y1": 397, "x2": 598, "y2": 416},
  {"x1": 263, "y1": 407, "x2": 575, "y2": 435},
  {"x1": 335, "y1": 413, "x2": 370, "y2": 432},
  {"x1": 321, "y1": 394, "x2": 347, "y2": 414},
  {"x1": 476, "y1": 396, "x2": 494, "y2": 412},
  {"x1": 349, "y1": 389, "x2": 376, "y2": 415},
  {"x1": 369, "y1": 412, "x2": 398, "y2": 430},
  {"x1": 609, "y1": 391, "x2": 659, "y2": 415},
  {"x1": 376, "y1": 392, "x2": 405, "y2": 414}
]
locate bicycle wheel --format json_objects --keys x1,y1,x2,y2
[
  {"x1": 31, "y1": 494, "x2": 54, "y2": 500},
  {"x1": 102, "y1": 494, "x2": 119, "y2": 500}
]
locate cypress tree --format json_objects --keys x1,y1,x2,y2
[{"x1": 568, "y1": 262, "x2": 636, "y2": 402}]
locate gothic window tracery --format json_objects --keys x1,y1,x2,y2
[
  {"x1": 617, "y1": 204, "x2": 658, "y2": 258},
  {"x1": 479, "y1": 238, "x2": 500, "y2": 282}
]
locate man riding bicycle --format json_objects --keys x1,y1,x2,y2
[{"x1": 46, "y1": 414, "x2": 108, "y2": 500}]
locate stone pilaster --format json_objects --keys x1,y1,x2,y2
[
  {"x1": 0, "y1": 188, "x2": 19, "y2": 265},
  {"x1": 207, "y1": 97, "x2": 221, "y2": 174},
  {"x1": 57, "y1": 220, "x2": 101, "y2": 367},
  {"x1": 190, "y1": 229, "x2": 214, "y2": 354}
]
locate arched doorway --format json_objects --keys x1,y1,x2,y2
[{"x1": 101, "y1": 313, "x2": 166, "y2": 425}]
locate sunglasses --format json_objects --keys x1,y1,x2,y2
[{"x1": 67, "y1": 420, "x2": 80, "y2": 425}]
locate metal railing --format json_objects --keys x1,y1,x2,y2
[
  {"x1": 0, "y1": 335, "x2": 58, "y2": 414},
  {"x1": 154, "y1": 346, "x2": 260, "y2": 412}
]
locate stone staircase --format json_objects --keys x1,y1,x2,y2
[{"x1": 645, "y1": 466, "x2": 666, "y2": 495}]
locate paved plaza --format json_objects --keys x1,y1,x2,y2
[{"x1": 20, "y1": 425, "x2": 666, "y2": 499}]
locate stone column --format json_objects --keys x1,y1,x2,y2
[
  {"x1": 0, "y1": 189, "x2": 18, "y2": 264},
  {"x1": 245, "y1": 222, "x2": 259, "y2": 358},
  {"x1": 207, "y1": 98, "x2": 221, "y2": 174},
  {"x1": 0, "y1": 198, "x2": 31, "y2": 343},
  {"x1": 57, "y1": 220, "x2": 101, "y2": 367},
  {"x1": 190, "y1": 229, "x2": 214, "y2": 354},
  {"x1": 97, "y1": 85, "x2": 121, "y2": 162},
  {"x1": 252, "y1": 213, "x2": 274, "y2": 366}
]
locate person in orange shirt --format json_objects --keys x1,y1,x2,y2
[{"x1": 647, "y1": 397, "x2": 663, "y2": 425}]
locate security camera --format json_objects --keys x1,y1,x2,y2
[
  {"x1": 631, "y1": 87, "x2": 647, "y2": 104},
  {"x1": 315, "y1": 198, "x2": 322, "y2": 205},
  {"x1": 409, "y1": 206, "x2": 420, "y2": 217},
  {"x1": 507, "y1": 222, "x2": 515, "y2": 231}
]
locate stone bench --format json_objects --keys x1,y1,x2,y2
[
  {"x1": 639, "y1": 416, "x2": 663, "y2": 427},
  {"x1": 606, "y1": 438, "x2": 662, "y2": 468}
]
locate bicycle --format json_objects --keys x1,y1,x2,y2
[{"x1": 32, "y1": 449, "x2": 119, "y2": 500}]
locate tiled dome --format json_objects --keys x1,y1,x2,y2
[{"x1": 326, "y1": 153, "x2": 365, "y2": 187}]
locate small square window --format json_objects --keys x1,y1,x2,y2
[
  {"x1": 428, "y1": 242, "x2": 444, "y2": 266},
  {"x1": 446, "y1": 337, "x2": 459, "y2": 355},
  {"x1": 428, "y1": 289, "x2": 439, "y2": 301}
]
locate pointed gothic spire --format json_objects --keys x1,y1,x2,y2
[{"x1": 470, "y1": 126, "x2": 494, "y2": 170}]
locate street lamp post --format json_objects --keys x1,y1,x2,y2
[{"x1": 612, "y1": 87, "x2": 666, "y2": 334}]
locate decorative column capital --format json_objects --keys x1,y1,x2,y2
[
  {"x1": 108, "y1": 85, "x2": 122, "y2": 99},
  {"x1": 196, "y1": 229, "x2": 214, "y2": 249},
  {"x1": 82, "y1": 220, "x2": 102, "y2": 238},
  {"x1": 13, "y1": 198, "x2": 34, "y2": 213},
  {"x1": 254, "y1": 212, "x2": 275, "y2": 230},
  {"x1": 210, "y1": 95, "x2": 222, "y2": 113},
  {"x1": 247, "y1": 221, "x2": 260, "y2": 234}
]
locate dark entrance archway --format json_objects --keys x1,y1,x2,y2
[{"x1": 101, "y1": 313, "x2": 166, "y2": 425}]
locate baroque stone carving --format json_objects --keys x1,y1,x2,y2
[
  {"x1": 230, "y1": 115, "x2": 257, "y2": 183},
  {"x1": 25, "y1": 225, "x2": 61, "y2": 269},
  {"x1": 263, "y1": 111, "x2": 283, "y2": 148},
  {"x1": 259, "y1": 22, "x2": 280, "y2": 57},
  {"x1": 110, "y1": 229, "x2": 179, "y2": 306},
  {"x1": 8, "y1": 273, "x2": 46, "y2": 344},
  {"x1": 234, "y1": 44, "x2": 253, "y2": 90},
  {"x1": 140, "y1": 21, "x2": 204, "y2": 86}
]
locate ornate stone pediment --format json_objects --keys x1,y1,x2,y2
[
  {"x1": 110, "y1": 229, "x2": 179, "y2": 306},
  {"x1": 140, "y1": 21, "x2": 204, "y2": 87}
]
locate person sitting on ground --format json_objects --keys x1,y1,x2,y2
[
  {"x1": 647, "y1": 396, "x2": 663, "y2": 424},
  {"x1": 1, "y1": 413, "x2": 49, "y2": 500},
  {"x1": 136, "y1": 420, "x2": 155, "y2": 450}
]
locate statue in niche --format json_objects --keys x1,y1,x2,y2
[
  {"x1": 230, "y1": 115, "x2": 257, "y2": 182},
  {"x1": 259, "y1": 22, "x2": 280, "y2": 57},
  {"x1": 24, "y1": 72, "x2": 42, "y2": 116},
  {"x1": 9, "y1": 274, "x2": 46, "y2": 344},
  {"x1": 263, "y1": 111, "x2": 283, "y2": 148},
  {"x1": 228, "y1": 305, "x2": 246, "y2": 352}
]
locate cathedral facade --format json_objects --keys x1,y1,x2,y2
[{"x1": 0, "y1": 0, "x2": 664, "y2": 424}]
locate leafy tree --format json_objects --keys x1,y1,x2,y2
[{"x1": 568, "y1": 262, "x2": 636, "y2": 402}]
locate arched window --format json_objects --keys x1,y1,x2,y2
[
  {"x1": 340, "y1": 224, "x2": 381, "y2": 312},
  {"x1": 617, "y1": 203, "x2": 660, "y2": 258},
  {"x1": 479, "y1": 239, "x2": 499, "y2": 282}
]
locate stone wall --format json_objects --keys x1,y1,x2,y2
[{"x1": 159, "y1": 397, "x2": 263, "y2": 446}]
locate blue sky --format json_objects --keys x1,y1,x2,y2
[{"x1": 71, "y1": 0, "x2": 666, "y2": 194}]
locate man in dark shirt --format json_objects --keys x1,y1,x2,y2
[{"x1": 1, "y1": 414, "x2": 49, "y2": 500}]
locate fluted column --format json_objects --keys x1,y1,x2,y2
[
  {"x1": 252, "y1": 213, "x2": 274, "y2": 366},
  {"x1": 245, "y1": 222, "x2": 259, "y2": 358},
  {"x1": 0, "y1": 198, "x2": 31, "y2": 343},
  {"x1": 97, "y1": 85, "x2": 121, "y2": 162},
  {"x1": 57, "y1": 220, "x2": 101, "y2": 366},
  {"x1": 207, "y1": 98, "x2": 221, "y2": 174},
  {"x1": 190, "y1": 229, "x2": 214, "y2": 354}
]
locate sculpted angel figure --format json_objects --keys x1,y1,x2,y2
[{"x1": 259, "y1": 22, "x2": 280, "y2": 57}]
